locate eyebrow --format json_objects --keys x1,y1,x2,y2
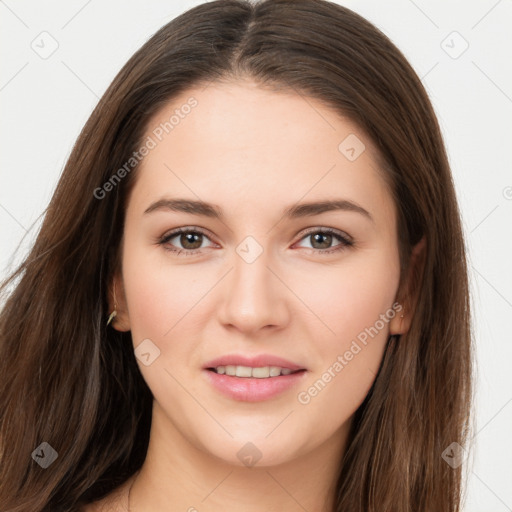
[{"x1": 144, "y1": 198, "x2": 373, "y2": 223}]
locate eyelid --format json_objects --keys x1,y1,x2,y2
[
  {"x1": 297, "y1": 226, "x2": 353, "y2": 244},
  {"x1": 158, "y1": 226, "x2": 217, "y2": 248},
  {"x1": 158, "y1": 226, "x2": 353, "y2": 255}
]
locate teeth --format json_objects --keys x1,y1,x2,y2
[
  {"x1": 269, "y1": 366, "x2": 281, "y2": 377},
  {"x1": 236, "y1": 366, "x2": 252, "y2": 377},
  {"x1": 213, "y1": 365, "x2": 297, "y2": 378}
]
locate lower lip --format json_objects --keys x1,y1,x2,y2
[{"x1": 203, "y1": 369, "x2": 307, "y2": 402}]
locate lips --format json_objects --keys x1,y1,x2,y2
[
  {"x1": 202, "y1": 353, "x2": 308, "y2": 402},
  {"x1": 203, "y1": 354, "x2": 305, "y2": 372}
]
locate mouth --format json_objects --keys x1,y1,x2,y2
[
  {"x1": 206, "y1": 365, "x2": 305, "y2": 378},
  {"x1": 202, "y1": 354, "x2": 308, "y2": 402}
]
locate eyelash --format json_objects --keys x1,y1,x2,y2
[{"x1": 157, "y1": 226, "x2": 354, "y2": 257}]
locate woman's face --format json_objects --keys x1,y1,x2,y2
[{"x1": 115, "y1": 79, "x2": 405, "y2": 467}]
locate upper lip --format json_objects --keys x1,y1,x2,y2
[{"x1": 203, "y1": 354, "x2": 306, "y2": 371}]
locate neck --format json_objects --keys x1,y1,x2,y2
[{"x1": 128, "y1": 402, "x2": 350, "y2": 512}]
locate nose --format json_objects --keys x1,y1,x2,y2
[{"x1": 217, "y1": 245, "x2": 290, "y2": 335}]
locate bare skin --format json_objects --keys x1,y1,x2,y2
[
  {"x1": 83, "y1": 78, "x2": 424, "y2": 511},
  {"x1": 82, "y1": 476, "x2": 135, "y2": 511}
]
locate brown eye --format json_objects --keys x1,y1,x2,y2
[
  {"x1": 158, "y1": 227, "x2": 215, "y2": 255},
  {"x1": 310, "y1": 232, "x2": 333, "y2": 249},
  {"x1": 296, "y1": 228, "x2": 353, "y2": 254},
  {"x1": 177, "y1": 232, "x2": 203, "y2": 250}
]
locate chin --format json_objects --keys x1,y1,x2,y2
[{"x1": 196, "y1": 429, "x2": 307, "y2": 469}]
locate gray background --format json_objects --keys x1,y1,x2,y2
[{"x1": 1, "y1": 1, "x2": 511, "y2": 510}]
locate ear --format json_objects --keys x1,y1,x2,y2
[
  {"x1": 389, "y1": 235, "x2": 427, "y2": 335},
  {"x1": 107, "y1": 273, "x2": 131, "y2": 332}
]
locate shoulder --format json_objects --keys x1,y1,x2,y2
[
  {"x1": 80, "y1": 502, "x2": 101, "y2": 512},
  {"x1": 79, "y1": 493, "x2": 122, "y2": 512},
  {"x1": 79, "y1": 474, "x2": 136, "y2": 512},
  {"x1": 79, "y1": 497, "x2": 119, "y2": 512}
]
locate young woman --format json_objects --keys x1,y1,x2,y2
[{"x1": 0, "y1": 0, "x2": 473, "y2": 511}]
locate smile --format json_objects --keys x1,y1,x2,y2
[
  {"x1": 203, "y1": 366, "x2": 307, "y2": 402},
  {"x1": 208, "y1": 365, "x2": 299, "y2": 378}
]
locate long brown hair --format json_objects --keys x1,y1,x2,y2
[{"x1": 0, "y1": 1, "x2": 473, "y2": 510}]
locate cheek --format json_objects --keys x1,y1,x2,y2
[
  {"x1": 121, "y1": 245, "x2": 207, "y2": 402},
  {"x1": 123, "y1": 231, "x2": 400, "y2": 350},
  {"x1": 299, "y1": 248, "x2": 400, "y2": 343},
  {"x1": 121, "y1": 239, "x2": 206, "y2": 340},
  {"x1": 295, "y1": 249, "x2": 400, "y2": 409}
]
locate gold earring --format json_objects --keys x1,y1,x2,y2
[{"x1": 107, "y1": 284, "x2": 118, "y2": 326}]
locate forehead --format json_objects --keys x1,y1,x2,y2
[{"x1": 129, "y1": 79, "x2": 395, "y2": 228}]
